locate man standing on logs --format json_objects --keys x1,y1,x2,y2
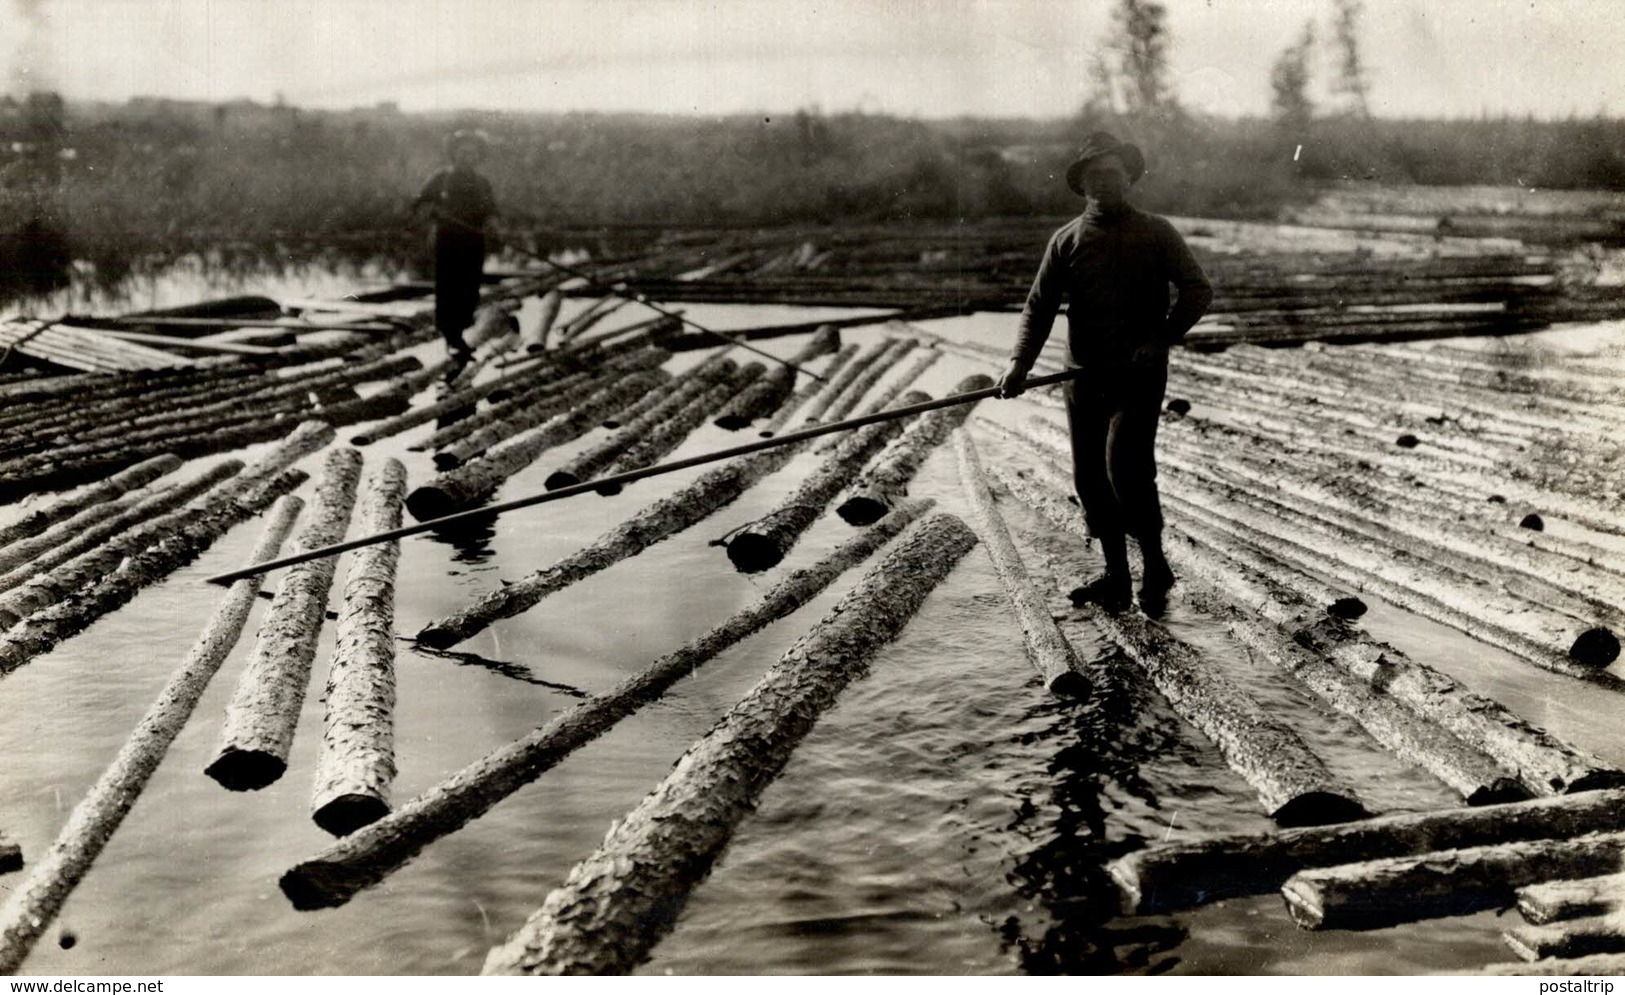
[
  {"x1": 413, "y1": 129, "x2": 499, "y2": 366},
  {"x1": 998, "y1": 131, "x2": 1212, "y2": 614}
]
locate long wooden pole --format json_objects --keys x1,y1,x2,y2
[{"x1": 204, "y1": 368, "x2": 1081, "y2": 585}]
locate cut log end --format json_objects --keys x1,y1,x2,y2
[
  {"x1": 312, "y1": 795, "x2": 391, "y2": 838},
  {"x1": 1465, "y1": 779, "x2": 1534, "y2": 807},
  {"x1": 204, "y1": 749, "x2": 288, "y2": 792},
  {"x1": 593, "y1": 481, "x2": 623, "y2": 497},
  {"x1": 543, "y1": 470, "x2": 581, "y2": 491},
  {"x1": 404, "y1": 487, "x2": 456, "y2": 523},
  {"x1": 432, "y1": 452, "x2": 463, "y2": 472},
  {"x1": 836, "y1": 496, "x2": 889, "y2": 527},
  {"x1": 1046, "y1": 670, "x2": 1092, "y2": 699},
  {"x1": 1570, "y1": 627, "x2": 1621, "y2": 670},
  {"x1": 414, "y1": 623, "x2": 462, "y2": 651},
  {"x1": 1, "y1": 840, "x2": 20, "y2": 874},
  {"x1": 1269, "y1": 792, "x2": 1370, "y2": 828},
  {"x1": 1281, "y1": 879, "x2": 1327, "y2": 929},
  {"x1": 1327, "y1": 596, "x2": 1368, "y2": 620},
  {"x1": 712, "y1": 414, "x2": 752, "y2": 431},
  {"x1": 724, "y1": 533, "x2": 783, "y2": 574},
  {"x1": 278, "y1": 862, "x2": 352, "y2": 911}
]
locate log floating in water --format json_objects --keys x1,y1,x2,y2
[
  {"x1": 721, "y1": 390, "x2": 931, "y2": 574},
  {"x1": 1281, "y1": 829, "x2": 1625, "y2": 931},
  {"x1": 0, "y1": 454, "x2": 182, "y2": 548},
  {"x1": 0, "y1": 496, "x2": 303, "y2": 975},
  {"x1": 522, "y1": 289, "x2": 563, "y2": 352},
  {"x1": 590, "y1": 361, "x2": 765, "y2": 495},
  {"x1": 405, "y1": 369, "x2": 669, "y2": 520},
  {"x1": 816, "y1": 337, "x2": 917, "y2": 425},
  {"x1": 280, "y1": 499, "x2": 936, "y2": 910},
  {"x1": 417, "y1": 437, "x2": 807, "y2": 649},
  {"x1": 480, "y1": 512, "x2": 980, "y2": 975},
  {"x1": 206, "y1": 448, "x2": 364, "y2": 791},
  {"x1": 953, "y1": 430, "x2": 1088, "y2": 697},
  {"x1": 0, "y1": 467, "x2": 310, "y2": 678},
  {"x1": 794, "y1": 338, "x2": 893, "y2": 425},
  {"x1": 837, "y1": 373, "x2": 992, "y2": 525},
  {"x1": 1107, "y1": 788, "x2": 1625, "y2": 917},
  {"x1": 1517, "y1": 873, "x2": 1625, "y2": 926},
  {"x1": 711, "y1": 325, "x2": 839, "y2": 430},
  {"x1": 1504, "y1": 912, "x2": 1625, "y2": 963},
  {"x1": 757, "y1": 339, "x2": 857, "y2": 437},
  {"x1": 311, "y1": 459, "x2": 407, "y2": 836}
]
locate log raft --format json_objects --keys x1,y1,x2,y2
[
  {"x1": 281, "y1": 500, "x2": 937, "y2": 910},
  {"x1": 206, "y1": 448, "x2": 364, "y2": 791},
  {"x1": 0, "y1": 453, "x2": 182, "y2": 548},
  {"x1": 0, "y1": 496, "x2": 304, "y2": 975},
  {"x1": 481, "y1": 512, "x2": 980, "y2": 975},
  {"x1": 711, "y1": 324, "x2": 839, "y2": 430},
  {"x1": 953, "y1": 430, "x2": 1088, "y2": 697},
  {"x1": 311, "y1": 459, "x2": 408, "y2": 836}
]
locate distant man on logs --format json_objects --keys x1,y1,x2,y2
[
  {"x1": 998, "y1": 131, "x2": 1212, "y2": 614},
  {"x1": 412, "y1": 129, "x2": 499, "y2": 367}
]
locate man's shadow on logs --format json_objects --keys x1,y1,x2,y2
[{"x1": 1000, "y1": 653, "x2": 1189, "y2": 976}]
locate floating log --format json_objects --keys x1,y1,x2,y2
[
  {"x1": 794, "y1": 339, "x2": 893, "y2": 425},
  {"x1": 836, "y1": 373, "x2": 992, "y2": 525},
  {"x1": 0, "y1": 461, "x2": 245, "y2": 620},
  {"x1": 0, "y1": 495, "x2": 303, "y2": 975},
  {"x1": 311, "y1": 459, "x2": 407, "y2": 836},
  {"x1": 592, "y1": 361, "x2": 766, "y2": 494},
  {"x1": 0, "y1": 467, "x2": 309, "y2": 678},
  {"x1": 1518, "y1": 873, "x2": 1625, "y2": 926},
  {"x1": 659, "y1": 305, "x2": 969, "y2": 351},
  {"x1": 416, "y1": 440, "x2": 806, "y2": 649},
  {"x1": 411, "y1": 367, "x2": 601, "y2": 454},
  {"x1": 1282, "y1": 830, "x2": 1625, "y2": 931},
  {"x1": 721, "y1": 390, "x2": 931, "y2": 574},
  {"x1": 0, "y1": 838, "x2": 16, "y2": 874},
  {"x1": 1505, "y1": 913, "x2": 1625, "y2": 963},
  {"x1": 480, "y1": 512, "x2": 979, "y2": 975},
  {"x1": 405, "y1": 370, "x2": 669, "y2": 519},
  {"x1": 817, "y1": 338, "x2": 917, "y2": 424},
  {"x1": 758, "y1": 341, "x2": 858, "y2": 437},
  {"x1": 711, "y1": 325, "x2": 839, "y2": 430},
  {"x1": 0, "y1": 489, "x2": 149, "y2": 580},
  {"x1": 953, "y1": 431, "x2": 1088, "y2": 697},
  {"x1": 598, "y1": 353, "x2": 718, "y2": 430},
  {"x1": 1478, "y1": 952, "x2": 1625, "y2": 976},
  {"x1": 1107, "y1": 788, "x2": 1625, "y2": 917},
  {"x1": 545, "y1": 358, "x2": 737, "y2": 490},
  {"x1": 0, "y1": 454, "x2": 182, "y2": 548},
  {"x1": 522, "y1": 289, "x2": 563, "y2": 352},
  {"x1": 206, "y1": 448, "x2": 364, "y2": 791},
  {"x1": 995, "y1": 467, "x2": 1368, "y2": 827},
  {"x1": 280, "y1": 499, "x2": 935, "y2": 910}
]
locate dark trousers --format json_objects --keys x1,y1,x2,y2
[
  {"x1": 433, "y1": 228, "x2": 486, "y2": 347},
  {"x1": 1063, "y1": 363, "x2": 1168, "y2": 561}
]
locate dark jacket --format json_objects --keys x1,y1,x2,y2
[
  {"x1": 1011, "y1": 204, "x2": 1212, "y2": 371},
  {"x1": 414, "y1": 166, "x2": 497, "y2": 234}
]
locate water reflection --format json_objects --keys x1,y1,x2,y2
[{"x1": 424, "y1": 512, "x2": 499, "y2": 566}]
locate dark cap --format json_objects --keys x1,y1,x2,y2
[{"x1": 1065, "y1": 130, "x2": 1146, "y2": 193}]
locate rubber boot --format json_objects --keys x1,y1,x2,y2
[{"x1": 1070, "y1": 532, "x2": 1131, "y2": 614}]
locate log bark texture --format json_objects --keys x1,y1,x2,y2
[
  {"x1": 0, "y1": 454, "x2": 181, "y2": 548},
  {"x1": 593, "y1": 361, "x2": 766, "y2": 493},
  {"x1": 1504, "y1": 913, "x2": 1625, "y2": 963},
  {"x1": 481, "y1": 512, "x2": 980, "y2": 975},
  {"x1": 711, "y1": 324, "x2": 839, "y2": 430},
  {"x1": 794, "y1": 339, "x2": 893, "y2": 425},
  {"x1": 1108, "y1": 788, "x2": 1625, "y2": 917},
  {"x1": 1281, "y1": 830, "x2": 1625, "y2": 930},
  {"x1": 1518, "y1": 873, "x2": 1625, "y2": 926},
  {"x1": 758, "y1": 341, "x2": 858, "y2": 437},
  {"x1": 0, "y1": 496, "x2": 303, "y2": 974},
  {"x1": 280, "y1": 499, "x2": 935, "y2": 910},
  {"x1": 206, "y1": 448, "x2": 364, "y2": 791},
  {"x1": 311, "y1": 459, "x2": 407, "y2": 836},
  {"x1": 722, "y1": 390, "x2": 931, "y2": 574},
  {"x1": 953, "y1": 430, "x2": 1088, "y2": 697},
  {"x1": 836, "y1": 373, "x2": 992, "y2": 524},
  {"x1": 416, "y1": 439, "x2": 806, "y2": 648}
]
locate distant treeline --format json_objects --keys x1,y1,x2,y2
[{"x1": 5, "y1": 99, "x2": 1625, "y2": 283}]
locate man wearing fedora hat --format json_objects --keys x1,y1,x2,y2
[
  {"x1": 413, "y1": 129, "x2": 499, "y2": 365},
  {"x1": 999, "y1": 130, "x2": 1212, "y2": 614}
]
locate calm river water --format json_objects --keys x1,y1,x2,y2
[{"x1": 2, "y1": 268, "x2": 1621, "y2": 975}]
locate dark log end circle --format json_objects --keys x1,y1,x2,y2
[
  {"x1": 404, "y1": 487, "x2": 456, "y2": 523},
  {"x1": 724, "y1": 533, "x2": 783, "y2": 574},
  {"x1": 1327, "y1": 596, "x2": 1368, "y2": 621},
  {"x1": 1047, "y1": 671, "x2": 1092, "y2": 699},
  {"x1": 1519, "y1": 513, "x2": 1545, "y2": 531},
  {"x1": 758, "y1": 429, "x2": 775, "y2": 438},
  {"x1": 414, "y1": 623, "x2": 463, "y2": 650},
  {"x1": 1394, "y1": 434, "x2": 1420, "y2": 449},
  {"x1": 486, "y1": 389, "x2": 515, "y2": 404},
  {"x1": 601, "y1": 419, "x2": 622, "y2": 429},
  {"x1": 594, "y1": 481, "x2": 623, "y2": 497},
  {"x1": 836, "y1": 497, "x2": 888, "y2": 527},
  {"x1": 431, "y1": 452, "x2": 463, "y2": 472},
  {"x1": 1462, "y1": 778, "x2": 1532, "y2": 807},
  {"x1": 1487, "y1": 494, "x2": 1507, "y2": 504},
  {"x1": 279, "y1": 864, "x2": 352, "y2": 911},
  {"x1": 204, "y1": 750, "x2": 288, "y2": 792},
  {"x1": 313, "y1": 795, "x2": 391, "y2": 838},
  {"x1": 57, "y1": 929, "x2": 76, "y2": 950},
  {"x1": 1570, "y1": 627, "x2": 1621, "y2": 669},
  {"x1": 544, "y1": 470, "x2": 581, "y2": 491},
  {"x1": 1165, "y1": 398, "x2": 1192, "y2": 416},
  {"x1": 1269, "y1": 792, "x2": 1369, "y2": 828},
  {"x1": 713, "y1": 415, "x2": 751, "y2": 431}
]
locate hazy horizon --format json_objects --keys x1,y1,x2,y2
[{"x1": 5, "y1": 1, "x2": 1625, "y2": 122}]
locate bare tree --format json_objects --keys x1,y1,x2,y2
[
  {"x1": 1112, "y1": 0, "x2": 1177, "y2": 118},
  {"x1": 1328, "y1": 0, "x2": 1371, "y2": 117},
  {"x1": 1270, "y1": 22, "x2": 1316, "y2": 131}
]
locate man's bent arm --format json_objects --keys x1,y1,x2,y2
[
  {"x1": 1011, "y1": 233, "x2": 1068, "y2": 369},
  {"x1": 1162, "y1": 226, "x2": 1213, "y2": 344}
]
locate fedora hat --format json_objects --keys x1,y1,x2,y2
[{"x1": 1065, "y1": 131, "x2": 1146, "y2": 194}]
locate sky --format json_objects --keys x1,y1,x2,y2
[{"x1": 4, "y1": 0, "x2": 1624, "y2": 120}]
